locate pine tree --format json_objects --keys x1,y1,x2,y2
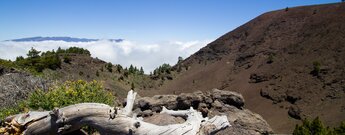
[
  {"x1": 178, "y1": 56, "x2": 183, "y2": 63},
  {"x1": 129, "y1": 64, "x2": 134, "y2": 74},
  {"x1": 116, "y1": 64, "x2": 123, "y2": 73},
  {"x1": 134, "y1": 66, "x2": 138, "y2": 74},
  {"x1": 106, "y1": 62, "x2": 113, "y2": 72},
  {"x1": 27, "y1": 47, "x2": 41, "y2": 59},
  {"x1": 57, "y1": 47, "x2": 63, "y2": 53},
  {"x1": 139, "y1": 67, "x2": 144, "y2": 75}
]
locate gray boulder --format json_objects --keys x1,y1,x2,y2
[
  {"x1": 211, "y1": 88, "x2": 245, "y2": 109},
  {"x1": 133, "y1": 89, "x2": 273, "y2": 134}
]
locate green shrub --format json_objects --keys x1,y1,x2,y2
[
  {"x1": 0, "y1": 59, "x2": 16, "y2": 68},
  {"x1": 267, "y1": 54, "x2": 275, "y2": 64},
  {"x1": 63, "y1": 55, "x2": 72, "y2": 63},
  {"x1": 96, "y1": 70, "x2": 100, "y2": 77},
  {"x1": 312, "y1": 61, "x2": 321, "y2": 76},
  {"x1": 0, "y1": 105, "x2": 23, "y2": 120},
  {"x1": 40, "y1": 54, "x2": 61, "y2": 70},
  {"x1": 334, "y1": 122, "x2": 345, "y2": 134},
  {"x1": 293, "y1": 117, "x2": 345, "y2": 135},
  {"x1": 79, "y1": 71, "x2": 84, "y2": 76},
  {"x1": 0, "y1": 80, "x2": 115, "y2": 119},
  {"x1": 106, "y1": 62, "x2": 113, "y2": 72},
  {"x1": 27, "y1": 47, "x2": 41, "y2": 59},
  {"x1": 27, "y1": 80, "x2": 114, "y2": 110},
  {"x1": 116, "y1": 64, "x2": 123, "y2": 73}
]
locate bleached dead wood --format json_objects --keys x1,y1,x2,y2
[{"x1": 0, "y1": 90, "x2": 230, "y2": 135}]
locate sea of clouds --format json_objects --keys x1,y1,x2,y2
[{"x1": 0, "y1": 39, "x2": 211, "y2": 73}]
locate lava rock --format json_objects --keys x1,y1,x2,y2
[
  {"x1": 288, "y1": 106, "x2": 302, "y2": 120},
  {"x1": 211, "y1": 89, "x2": 244, "y2": 109},
  {"x1": 249, "y1": 73, "x2": 271, "y2": 83}
]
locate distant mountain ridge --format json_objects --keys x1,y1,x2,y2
[{"x1": 6, "y1": 36, "x2": 123, "y2": 42}]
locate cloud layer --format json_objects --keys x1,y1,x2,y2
[{"x1": 0, "y1": 39, "x2": 211, "y2": 73}]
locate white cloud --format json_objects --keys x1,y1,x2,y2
[{"x1": 0, "y1": 39, "x2": 211, "y2": 73}]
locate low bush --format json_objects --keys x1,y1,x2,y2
[
  {"x1": 267, "y1": 53, "x2": 275, "y2": 64},
  {"x1": 293, "y1": 117, "x2": 345, "y2": 135},
  {"x1": 63, "y1": 55, "x2": 72, "y2": 63},
  {"x1": 106, "y1": 62, "x2": 113, "y2": 72},
  {"x1": 0, "y1": 80, "x2": 115, "y2": 119},
  {"x1": 311, "y1": 61, "x2": 321, "y2": 76}
]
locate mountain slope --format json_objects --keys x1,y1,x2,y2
[
  {"x1": 147, "y1": 3, "x2": 345, "y2": 133},
  {"x1": 52, "y1": 54, "x2": 158, "y2": 97}
]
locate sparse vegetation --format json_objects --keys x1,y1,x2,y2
[
  {"x1": 293, "y1": 117, "x2": 345, "y2": 135},
  {"x1": 79, "y1": 71, "x2": 84, "y2": 76},
  {"x1": 124, "y1": 70, "x2": 129, "y2": 77},
  {"x1": 96, "y1": 70, "x2": 100, "y2": 77},
  {"x1": 106, "y1": 62, "x2": 113, "y2": 72},
  {"x1": 0, "y1": 59, "x2": 16, "y2": 69},
  {"x1": 118, "y1": 76, "x2": 124, "y2": 81},
  {"x1": 267, "y1": 53, "x2": 275, "y2": 64},
  {"x1": 311, "y1": 61, "x2": 321, "y2": 76},
  {"x1": 63, "y1": 55, "x2": 72, "y2": 63},
  {"x1": 116, "y1": 64, "x2": 123, "y2": 73},
  {"x1": 0, "y1": 104, "x2": 24, "y2": 121}
]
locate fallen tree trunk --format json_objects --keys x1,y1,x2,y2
[{"x1": 0, "y1": 90, "x2": 230, "y2": 135}]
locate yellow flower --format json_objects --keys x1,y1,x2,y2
[{"x1": 66, "y1": 88, "x2": 74, "y2": 95}]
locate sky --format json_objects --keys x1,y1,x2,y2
[{"x1": 0, "y1": 0, "x2": 340, "y2": 72}]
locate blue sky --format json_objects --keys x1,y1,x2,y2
[{"x1": 0, "y1": 0, "x2": 339, "y2": 42}]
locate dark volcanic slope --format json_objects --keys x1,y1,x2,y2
[{"x1": 151, "y1": 3, "x2": 345, "y2": 133}]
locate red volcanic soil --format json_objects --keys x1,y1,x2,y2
[{"x1": 141, "y1": 3, "x2": 345, "y2": 133}]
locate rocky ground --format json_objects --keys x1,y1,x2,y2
[
  {"x1": 0, "y1": 66, "x2": 51, "y2": 108},
  {"x1": 133, "y1": 89, "x2": 273, "y2": 134}
]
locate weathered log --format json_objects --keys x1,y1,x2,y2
[{"x1": 0, "y1": 90, "x2": 230, "y2": 135}]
